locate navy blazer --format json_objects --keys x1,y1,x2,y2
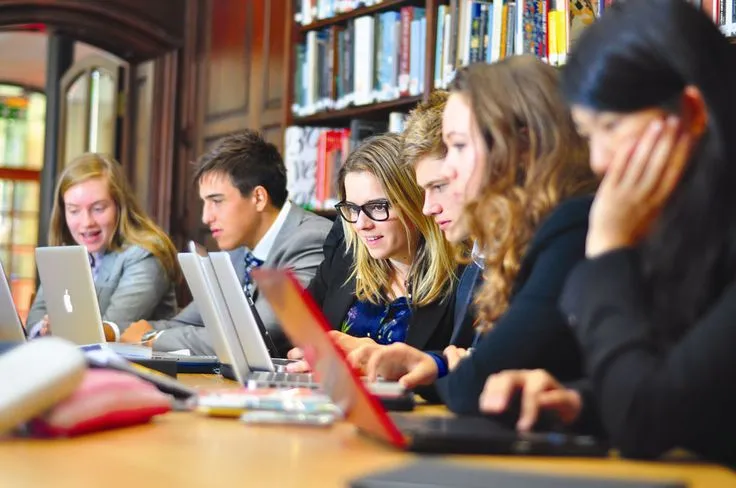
[
  {"x1": 307, "y1": 219, "x2": 457, "y2": 352},
  {"x1": 436, "y1": 195, "x2": 593, "y2": 416}
]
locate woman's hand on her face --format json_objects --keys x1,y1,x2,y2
[
  {"x1": 480, "y1": 369, "x2": 582, "y2": 432},
  {"x1": 362, "y1": 342, "x2": 439, "y2": 388},
  {"x1": 587, "y1": 116, "x2": 693, "y2": 258}
]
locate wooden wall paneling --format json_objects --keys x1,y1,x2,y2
[
  {"x1": 152, "y1": 52, "x2": 179, "y2": 232},
  {"x1": 132, "y1": 60, "x2": 154, "y2": 213},
  {"x1": 202, "y1": 0, "x2": 251, "y2": 138},
  {"x1": 170, "y1": 0, "x2": 207, "y2": 251},
  {"x1": 423, "y1": 0, "x2": 438, "y2": 103},
  {"x1": 281, "y1": 0, "x2": 296, "y2": 130},
  {"x1": 258, "y1": 0, "x2": 287, "y2": 148}
]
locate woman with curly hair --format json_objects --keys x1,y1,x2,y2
[{"x1": 362, "y1": 56, "x2": 598, "y2": 418}]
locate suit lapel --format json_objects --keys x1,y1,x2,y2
[
  {"x1": 228, "y1": 247, "x2": 247, "y2": 285},
  {"x1": 324, "y1": 275, "x2": 356, "y2": 330},
  {"x1": 262, "y1": 205, "x2": 302, "y2": 268},
  {"x1": 93, "y1": 251, "x2": 113, "y2": 296}
]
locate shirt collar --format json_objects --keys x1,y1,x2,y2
[
  {"x1": 471, "y1": 241, "x2": 485, "y2": 270},
  {"x1": 252, "y1": 200, "x2": 292, "y2": 262}
]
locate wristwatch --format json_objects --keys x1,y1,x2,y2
[{"x1": 141, "y1": 330, "x2": 163, "y2": 344}]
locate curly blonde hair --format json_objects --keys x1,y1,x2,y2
[
  {"x1": 449, "y1": 56, "x2": 597, "y2": 330},
  {"x1": 402, "y1": 90, "x2": 449, "y2": 166}
]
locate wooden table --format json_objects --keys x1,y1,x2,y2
[{"x1": 0, "y1": 374, "x2": 733, "y2": 487}]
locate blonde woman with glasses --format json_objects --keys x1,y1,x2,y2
[{"x1": 287, "y1": 133, "x2": 459, "y2": 373}]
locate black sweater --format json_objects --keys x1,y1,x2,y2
[
  {"x1": 436, "y1": 196, "x2": 593, "y2": 416},
  {"x1": 560, "y1": 248, "x2": 736, "y2": 467}
]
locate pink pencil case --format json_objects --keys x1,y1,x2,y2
[{"x1": 29, "y1": 369, "x2": 172, "y2": 437}]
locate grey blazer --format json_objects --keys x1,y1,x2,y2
[
  {"x1": 152, "y1": 204, "x2": 331, "y2": 356},
  {"x1": 27, "y1": 245, "x2": 178, "y2": 332}
]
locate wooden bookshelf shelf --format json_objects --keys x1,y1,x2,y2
[
  {"x1": 298, "y1": 0, "x2": 425, "y2": 33},
  {"x1": 291, "y1": 95, "x2": 422, "y2": 126}
]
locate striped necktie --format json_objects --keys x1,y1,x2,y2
[{"x1": 243, "y1": 250, "x2": 264, "y2": 296}]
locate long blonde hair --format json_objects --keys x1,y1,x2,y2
[
  {"x1": 49, "y1": 153, "x2": 180, "y2": 282},
  {"x1": 450, "y1": 56, "x2": 597, "y2": 330},
  {"x1": 338, "y1": 133, "x2": 456, "y2": 307}
]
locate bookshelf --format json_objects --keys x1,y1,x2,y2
[
  {"x1": 282, "y1": 0, "x2": 440, "y2": 216},
  {"x1": 293, "y1": 94, "x2": 422, "y2": 126},
  {"x1": 298, "y1": 0, "x2": 428, "y2": 32},
  {"x1": 283, "y1": 0, "x2": 439, "y2": 128}
]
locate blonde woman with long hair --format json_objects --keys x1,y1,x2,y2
[
  {"x1": 27, "y1": 153, "x2": 179, "y2": 340},
  {"x1": 363, "y1": 57, "x2": 599, "y2": 419},
  {"x1": 287, "y1": 133, "x2": 459, "y2": 372}
]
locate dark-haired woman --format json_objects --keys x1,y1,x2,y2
[{"x1": 481, "y1": 0, "x2": 736, "y2": 466}]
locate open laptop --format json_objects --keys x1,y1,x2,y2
[
  {"x1": 178, "y1": 251, "x2": 314, "y2": 388},
  {"x1": 0, "y1": 260, "x2": 27, "y2": 342},
  {"x1": 188, "y1": 242, "x2": 288, "y2": 368},
  {"x1": 35, "y1": 246, "x2": 219, "y2": 371},
  {"x1": 254, "y1": 268, "x2": 608, "y2": 456},
  {"x1": 35, "y1": 246, "x2": 108, "y2": 345}
]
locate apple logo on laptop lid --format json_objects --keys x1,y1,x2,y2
[{"x1": 63, "y1": 289, "x2": 74, "y2": 313}]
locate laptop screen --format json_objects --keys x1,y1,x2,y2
[{"x1": 253, "y1": 268, "x2": 406, "y2": 448}]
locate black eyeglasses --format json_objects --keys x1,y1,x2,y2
[{"x1": 334, "y1": 199, "x2": 391, "y2": 223}]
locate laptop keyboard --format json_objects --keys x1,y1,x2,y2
[
  {"x1": 151, "y1": 352, "x2": 219, "y2": 362},
  {"x1": 250, "y1": 370, "x2": 315, "y2": 386}
]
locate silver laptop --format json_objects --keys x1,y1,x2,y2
[
  {"x1": 0, "y1": 260, "x2": 27, "y2": 342},
  {"x1": 35, "y1": 246, "x2": 107, "y2": 345},
  {"x1": 206, "y1": 251, "x2": 291, "y2": 368},
  {"x1": 178, "y1": 251, "x2": 314, "y2": 389}
]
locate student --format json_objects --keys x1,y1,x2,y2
[
  {"x1": 289, "y1": 133, "x2": 458, "y2": 370},
  {"x1": 344, "y1": 91, "x2": 480, "y2": 379},
  {"x1": 401, "y1": 91, "x2": 481, "y2": 355},
  {"x1": 480, "y1": 0, "x2": 736, "y2": 466},
  {"x1": 121, "y1": 130, "x2": 332, "y2": 356},
  {"x1": 27, "y1": 153, "x2": 178, "y2": 340},
  {"x1": 362, "y1": 57, "x2": 598, "y2": 416}
]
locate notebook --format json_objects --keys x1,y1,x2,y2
[{"x1": 254, "y1": 268, "x2": 608, "y2": 456}]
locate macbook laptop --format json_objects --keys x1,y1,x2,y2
[
  {"x1": 178, "y1": 251, "x2": 314, "y2": 389},
  {"x1": 35, "y1": 246, "x2": 107, "y2": 345},
  {"x1": 0, "y1": 260, "x2": 27, "y2": 342},
  {"x1": 254, "y1": 268, "x2": 608, "y2": 456},
  {"x1": 35, "y1": 246, "x2": 218, "y2": 371}
]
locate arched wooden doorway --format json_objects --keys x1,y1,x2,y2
[{"x1": 0, "y1": 0, "x2": 187, "y2": 223}]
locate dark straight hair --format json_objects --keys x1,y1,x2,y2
[{"x1": 562, "y1": 0, "x2": 736, "y2": 340}]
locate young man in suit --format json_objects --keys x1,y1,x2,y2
[
  {"x1": 401, "y1": 91, "x2": 483, "y2": 365},
  {"x1": 120, "y1": 130, "x2": 332, "y2": 356}
]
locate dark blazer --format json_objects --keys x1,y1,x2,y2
[
  {"x1": 561, "y1": 248, "x2": 736, "y2": 467},
  {"x1": 307, "y1": 219, "x2": 457, "y2": 352},
  {"x1": 450, "y1": 261, "x2": 483, "y2": 347},
  {"x1": 436, "y1": 196, "x2": 593, "y2": 416}
]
